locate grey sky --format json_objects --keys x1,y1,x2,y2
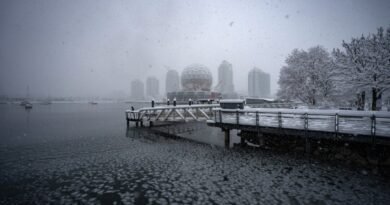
[{"x1": 0, "y1": 0, "x2": 389, "y2": 98}]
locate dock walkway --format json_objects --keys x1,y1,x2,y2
[{"x1": 207, "y1": 108, "x2": 390, "y2": 147}]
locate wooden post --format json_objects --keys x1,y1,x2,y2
[
  {"x1": 335, "y1": 113, "x2": 339, "y2": 138},
  {"x1": 240, "y1": 134, "x2": 245, "y2": 146},
  {"x1": 236, "y1": 110, "x2": 239, "y2": 125},
  {"x1": 224, "y1": 128, "x2": 230, "y2": 148},
  {"x1": 371, "y1": 114, "x2": 376, "y2": 150},
  {"x1": 304, "y1": 113, "x2": 310, "y2": 154},
  {"x1": 126, "y1": 112, "x2": 129, "y2": 127}
]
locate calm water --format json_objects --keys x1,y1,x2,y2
[
  {"x1": 1, "y1": 103, "x2": 389, "y2": 204},
  {"x1": 0, "y1": 102, "x2": 135, "y2": 146}
]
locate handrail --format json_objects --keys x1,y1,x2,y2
[
  {"x1": 214, "y1": 108, "x2": 390, "y2": 118},
  {"x1": 212, "y1": 108, "x2": 390, "y2": 138},
  {"x1": 126, "y1": 104, "x2": 220, "y2": 113}
]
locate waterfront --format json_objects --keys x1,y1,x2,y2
[{"x1": 1, "y1": 103, "x2": 390, "y2": 204}]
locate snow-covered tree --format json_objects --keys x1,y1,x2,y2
[
  {"x1": 278, "y1": 46, "x2": 336, "y2": 105},
  {"x1": 332, "y1": 26, "x2": 390, "y2": 110}
]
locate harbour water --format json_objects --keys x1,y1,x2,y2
[{"x1": 0, "y1": 103, "x2": 389, "y2": 204}]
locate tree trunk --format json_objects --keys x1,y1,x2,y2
[
  {"x1": 357, "y1": 91, "x2": 365, "y2": 110},
  {"x1": 372, "y1": 88, "x2": 377, "y2": 111}
]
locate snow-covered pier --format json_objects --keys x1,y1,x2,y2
[
  {"x1": 125, "y1": 104, "x2": 219, "y2": 127},
  {"x1": 207, "y1": 108, "x2": 390, "y2": 148}
]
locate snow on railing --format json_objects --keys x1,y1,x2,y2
[
  {"x1": 126, "y1": 104, "x2": 220, "y2": 122},
  {"x1": 211, "y1": 108, "x2": 390, "y2": 137}
]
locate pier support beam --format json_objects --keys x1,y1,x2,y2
[
  {"x1": 149, "y1": 121, "x2": 154, "y2": 127},
  {"x1": 223, "y1": 128, "x2": 230, "y2": 148},
  {"x1": 240, "y1": 135, "x2": 245, "y2": 145},
  {"x1": 305, "y1": 138, "x2": 311, "y2": 155}
]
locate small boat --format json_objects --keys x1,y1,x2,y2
[
  {"x1": 25, "y1": 102, "x2": 33, "y2": 109},
  {"x1": 20, "y1": 100, "x2": 29, "y2": 106},
  {"x1": 89, "y1": 101, "x2": 98, "y2": 105},
  {"x1": 40, "y1": 100, "x2": 52, "y2": 105}
]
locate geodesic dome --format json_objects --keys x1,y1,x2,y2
[{"x1": 181, "y1": 64, "x2": 213, "y2": 91}]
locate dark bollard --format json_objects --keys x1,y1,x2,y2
[
  {"x1": 188, "y1": 98, "x2": 192, "y2": 106},
  {"x1": 208, "y1": 99, "x2": 211, "y2": 104},
  {"x1": 131, "y1": 106, "x2": 135, "y2": 111},
  {"x1": 151, "y1": 99, "x2": 155, "y2": 108},
  {"x1": 173, "y1": 98, "x2": 176, "y2": 106},
  {"x1": 167, "y1": 99, "x2": 170, "y2": 106}
]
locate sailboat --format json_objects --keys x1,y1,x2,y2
[
  {"x1": 41, "y1": 95, "x2": 52, "y2": 105},
  {"x1": 24, "y1": 102, "x2": 33, "y2": 109},
  {"x1": 21, "y1": 86, "x2": 33, "y2": 109}
]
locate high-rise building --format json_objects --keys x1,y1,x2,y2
[
  {"x1": 146, "y1": 76, "x2": 159, "y2": 99},
  {"x1": 217, "y1": 60, "x2": 235, "y2": 95},
  {"x1": 131, "y1": 79, "x2": 144, "y2": 100},
  {"x1": 248, "y1": 68, "x2": 270, "y2": 98},
  {"x1": 165, "y1": 70, "x2": 180, "y2": 94}
]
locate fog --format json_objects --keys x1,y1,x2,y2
[{"x1": 0, "y1": 0, "x2": 389, "y2": 99}]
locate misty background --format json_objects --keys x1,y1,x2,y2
[{"x1": 1, "y1": 0, "x2": 389, "y2": 99}]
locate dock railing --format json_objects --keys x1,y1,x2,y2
[
  {"x1": 126, "y1": 104, "x2": 220, "y2": 124},
  {"x1": 211, "y1": 108, "x2": 390, "y2": 139}
]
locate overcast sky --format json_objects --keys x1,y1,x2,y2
[{"x1": 0, "y1": 0, "x2": 389, "y2": 98}]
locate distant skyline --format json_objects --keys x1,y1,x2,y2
[{"x1": 1, "y1": 0, "x2": 389, "y2": 98}]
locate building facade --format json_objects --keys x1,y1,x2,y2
[
  {"x1": 248, "y1": 67, "x2": 270, "y2": 98},
  {"x1": 217, "y1": 60, "x2": 237, "y2": 98},
  {"x1": 165, "y1": 70, "x2": 180, "y2": 94},
  {"x1": 218, "y1": 60, "x2": 235, "y2": 94},
  {"x1": 131, "y1": 79, "x2": 144, "y2": 100},
  {"x1": 146, "y1": 76, "x2": 159, "y2": 99}
]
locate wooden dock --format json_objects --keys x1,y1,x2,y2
[
  {"x1": 207, "y1": 108, "x2": 390, "y2": 148},
  {"x1": 126, "y1": 102, "x2": 390, "y2": 149}
]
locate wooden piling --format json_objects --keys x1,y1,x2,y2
[{"x1": 224, "y1": 128, "x2": 230, "y2": 148}]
